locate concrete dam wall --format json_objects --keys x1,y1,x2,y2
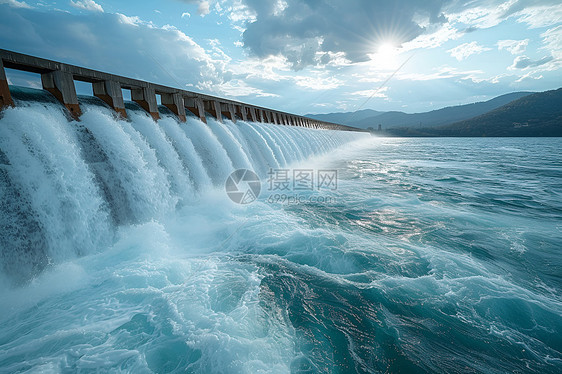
[{"x1": 0, "y1": 49, "x2": 365, "y2": 132}]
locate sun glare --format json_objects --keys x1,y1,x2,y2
[
  {"x1": 377, "y1": 42, "x2": 397, "y2": 58},
  {"x1": 368, "y1": 41, "x2": 400, "y2": 69}
]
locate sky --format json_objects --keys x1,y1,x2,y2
[{"x1": 0, "y1": 0, "x2": 561, "y2": 115}]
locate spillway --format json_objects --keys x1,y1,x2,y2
[{"x1": 0, "y1": 89, "x2": 367, "y2": 284}]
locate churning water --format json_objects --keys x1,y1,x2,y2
[{"x1": 0, "y1": 90, "x2": 560, "y2": 373}]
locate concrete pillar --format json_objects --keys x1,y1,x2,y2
[
  {"x1": 214, "y1": 101, "x2": 223, "y2": 123},
  {"x1": 41, "y1": 69, "x2": 81, "y2": 119},
  {"x1": 229, "y1": 103, "x2": 236, "y2": 122},
  {"x1": 271, "y1": 112, "x2": 278, "y2": 125},
  {"x1": 0, "y1": 59, "x2": 14, "y2": 110},
  {"x1": 161, "y1": 92, "x2": 186, "y2": 122},
  {"x1": 248, "y1": 107, "x2": 257, "y2": 122},
  {"x1": 93, "y1": 80, "x2": 126, "y2": 118},
  {"x1": 204, "y1": 100, "x2": 223, "y2": 123},
  {"x1": 264, "y1": 111, "x2": 271, "y2": 123},
  {"x1": 221, "y1": 102, "x2": 236, "y2": 123},
  {"x1": 236, "y1": 105, "x2": 248, "y2": 121},
  {"x1": 185, "y1": 97, "x2": 206, "y2": 123},
  {"x1": 132, "y1": 86, "x2": 159, "y2": 121},
  {"x1": 258, "y1": 109, "x2": 265, "y2": 123}
]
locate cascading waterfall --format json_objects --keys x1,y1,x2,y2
[
  {"x1": 0, "y1": 89, "x2": 366, "y2": 285},
  {"x1": 0, "y1": 104, "x2": 113, "y2": 282}
]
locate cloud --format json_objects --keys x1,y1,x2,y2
[
  {"x1": 497, "y1": 39, "x2": 529, "y2": 54},
  {"x1": 238, "y1": 0, "x2": 447, "y2": 70},
  {"x1": 217, "y1": 79, "x2": 279, "y2": 98},
  {"x1": 0, "y1": 0, "x2": 31, "y2": 8},
  {"x1": 181, "y1": 12, "x2": 191, "y2": 18},
  {"x1": 515, "y1": 71, "x2": 543, "y2": 82},
  {"x1": 541, "y1": 25, "x2": 562, "y2": 59},
  {"x1": 293, "y1": 75, "x2": 343, "y2": 90},
  {"x1": 229, "y1": 54, "x2": 290, "y2": 82},
  {"x1": 396, "y1": 66, "x2": 485, "y2": 82},
  {"x1": 402, "y1": 22, "x2": 462, "y2": 51},
  {"x1": 444, "y1": 0, "x2": 515, "y2": 29},
  {"x1": 444, "y1": 0, "x2": 562, "y2": 30},
  {"x1": 235, "y1": 0, "x2": 562, "y2": 70},
  {"x1": 215, "y1": 0, "x2": 562, "y2": 73},
  {"x1": 69, "y1": 0, "x2": 104, "y2": 13},
  {"x1": 448, "y1": 41, "x2": 491, "y2": 61},
  {"x1": 510, "y1": 55, "x2": 554, "y2": 69},
  {"x1": 509, "y1": 2, "x2": 562, "y2": 28},
  {"x1": 0, "y1": 6, "x2": 231, "y2": 95},
  {"x1": 223, "y1": 0, "x2": 257, "y2": 25},
  {"x1": 116, "y1": 13, "x2": 144, "y2": 26},
  {"x1": 351, "y1": 87, "x2": 389, "y2": 98},
  {"x1": 178, "y1": 0, "x2": 211, "y2": 16},
  {"x1": 198, "y1": 1, "x2": 210, "y2": 16},
  {"x1": 400, "y1": 1, "x2": 562, "y2": 54}
]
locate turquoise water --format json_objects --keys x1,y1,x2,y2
[{"x1": 0, "y1": 98, "x2": 561, "y2": 373}]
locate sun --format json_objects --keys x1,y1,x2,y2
[
  {"x1": 377, "y1": 42, "x2": 398, "y2": 59},
  {"x1": 368, "y1": 41, "x2": 400, "y2": 69}
]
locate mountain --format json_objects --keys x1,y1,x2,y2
[
  {"x1": 354, "y1": 92, "x2": 533, "y2": 129},
  {"x1": 389, "y1": 88, "x2": 562, "y2": 137},
  {"x1": 305, "y1": 109, "x2": 384, "y2": 126},
  {"x1": 305, "y1": 92, "x2": 534, "y2": 129}
]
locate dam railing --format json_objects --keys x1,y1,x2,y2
[{"x1": 0, "y1": 49, "x2": 366, "y2": 132}]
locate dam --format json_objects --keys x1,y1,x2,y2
[
  {"x1": 0, "y1": 49, "x2": 369, "y2": 286},
  {"x1": 0, "y1": 49, "x2": 364, "y2": 132}
]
